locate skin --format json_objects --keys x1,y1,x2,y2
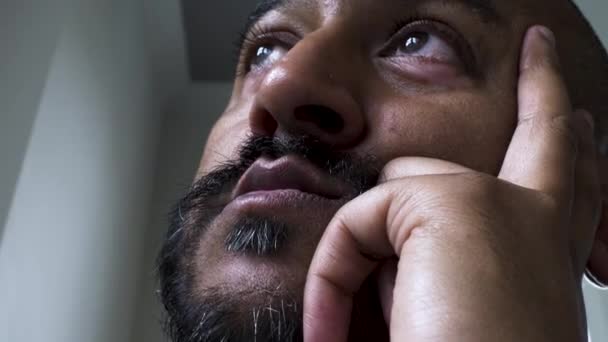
[
  {"x1": 304, "y1": 27, "x2": 602, "y2": 341},
  {"x1": 191, "y1": 0, "x2": 608, "y2": 340}
]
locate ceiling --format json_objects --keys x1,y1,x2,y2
[{"x1": 181, "y1": 0, "x2": 258, "y2": 81}]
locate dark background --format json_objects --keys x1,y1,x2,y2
[{"x1": 182, "y1": 0, "x2": 258, "y2": 81}]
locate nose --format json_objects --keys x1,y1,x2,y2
[{"x1": 249, "y1": 30, "x2": 366, "y2": 149}]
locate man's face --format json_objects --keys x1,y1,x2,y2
[{"x1": 159, "y1": 0, "x2": 582, "y2": 341}]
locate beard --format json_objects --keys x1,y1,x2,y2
[{"x1": 157, "y1": 135, "x2": 381, "y2": 342}]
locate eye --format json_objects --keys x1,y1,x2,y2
[
  {"x1": 382, "y1": 20, "x2": 474, "y2": 70},
  {"x1": 395, "y1": 30, "x2": 458, "y2": 64},
  {"x1": 250, "y1": 44, "x2": 287, "y2": 69},
  {"x1": 234, "y1": 25, "x2": 298, "y2": 76},
  {"x1": 401, "y1": 32, "x2": 430, "y2": 54}
]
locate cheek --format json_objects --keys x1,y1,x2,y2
[
  {"x1": 365, "y1": 90, "x2": 516, "y2": 174},
  {"x1": 197, "y1": 111, "x2": 251, "y2": 177}
]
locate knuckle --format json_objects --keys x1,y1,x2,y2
[
  {"x1": 409, "y1": 174, "x2": 495, "y2": 217},
  {"x1": 433, "y1": 172, "x2": 494, "y2": 205},
  {"x1": 379, "y1": 158, "x2": 406, "y2": 181},
  {"x1": 522, "y1": 112, "x2": 579, "y2": 154}
]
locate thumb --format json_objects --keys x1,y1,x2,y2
[
  {"x1": 376, "y1": 258, "x2": 398, "y2": 327},
  {"x1": 379, "y1": 157, "x2": 474, "y2": 183}
]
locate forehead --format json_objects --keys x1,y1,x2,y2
[
  {"x1": 245, "y1": 0, "x2": 575, "y2": 37},
  {"x1": 246, "y1": 0, "x2": 571, "y2": 29},
  {"x1": 240, "y1": 0, "x2": 581, "y2": 65},
  {"x1": 251, "y1": 0, "x2": 505, "y2": 21}
]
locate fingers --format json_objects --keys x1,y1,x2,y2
[
  {"x1": 303, "y1": 188, "x2": 395, "y2": 342},
  {"x1": 376, "y1": 258, "x2": 398, "y2": 327},
  {"x1": 499, "y1": 26, "x2": 577, "y2": 202},
  {"x1": 304, "y1": 158, "x2": 471, "y2": 342}
]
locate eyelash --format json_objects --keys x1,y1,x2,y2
[
  {"x1": 233, "y1": 23, "x2": 293, "y2": 77},
  {"x1": 234, "y1": 17, "x2": 478, "y2": 77}
]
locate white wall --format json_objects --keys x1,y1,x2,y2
[
  {"x1": 0, "y1": 0, "x2": 175, "y2": 341},
  {"x1": 0, "y1": 0, "x2": 67, "y2": 242},
  {"x1": 131, "y1": 82, "x2": 233, "y2": 342},
  {"x1": 577, "y1": 0, "x2": 608, "y2": 47},
  {"x1": 584, "y1": 282, "x2": 608, "y2": 341}
]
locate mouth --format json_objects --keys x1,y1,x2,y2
[
  {"x1": 187, "y1": 156, "x2": 356, "y2": 297},
  {"x1": 232, "y1": 155, "x2": 352, "y2": 202},
  {"x1": 205, "y1": 155, "x2": 353, "y2": 261}
]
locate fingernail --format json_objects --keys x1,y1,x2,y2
[
  {"x1": 536, "y1": 26, "x2": 556, "y2": 48},
  {"x1": 521, "y1": 26, "x2": 558, "y2": 72}
]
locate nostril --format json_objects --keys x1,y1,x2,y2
[
  {"x1": 252, "y1": 109, "x2": 279, "y2": 136},
  {"x1": 294, "y1": 105, "x2": 345, "y2": 134}
]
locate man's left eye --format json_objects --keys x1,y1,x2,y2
[
  {"x1": 400, "y1": 32, "x2": 431, "y2": 54},
  {"x1": 381, "y1": 21, "x2": 471, "y2": 69},
  {"x1": 394, "y1": 30, "x2": 458, "y2": 63}
]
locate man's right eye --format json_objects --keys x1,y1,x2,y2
[
  {"x1": 249, "y1": 44, "x2": 287, "y2": 70},
  {"x1": 235, "y1": 24, "x2": 296, "y2": 76}
]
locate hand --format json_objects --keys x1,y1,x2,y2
[{"x1": 303, "y1": 26, "x2": 602, "y2": 342}]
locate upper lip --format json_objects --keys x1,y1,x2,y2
[{"x1": 232, "y1": 156, "x2": 351, "y2": 200}]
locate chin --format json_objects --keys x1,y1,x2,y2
[
  {"x1": 160, "y1": 213, "x2": 318, "y2": 342},
  {"x1": 159, "y1": 210, "x2": 390, "y2": 342},
  {"x1": 192, "y1": 212, "x2": 328, "y2": 292}
]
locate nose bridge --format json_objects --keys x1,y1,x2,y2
[
  {"x1": 250, "y1": 23, "x2": 366, "y2": 149},
  {"x1": 269, "y1": 25, "x2": 354, "y2": 90}
]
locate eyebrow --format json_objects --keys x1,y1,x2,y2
[
  {"x1": 455, "y1": 0, "x2": 502, "y2": 23},
  {"x1": 234, "y1": 0, "x2": 286, "y2": 53},
  {"x1": 238, "y1": 0, "x2": 501, "y2": 47},
  {"x1": 241, "y1": 0, "x2": 288, "y2": 35}
]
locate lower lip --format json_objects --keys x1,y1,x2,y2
[{"x1": 226, "y1": 189, "x2": 339, "y2": 213}]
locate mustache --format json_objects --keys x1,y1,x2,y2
[
  {"x1": 162, "y1": 134, "x2": 382, "y2": 260},
  {"x1": 174, "y1": 134, "x2": 381, "y2": 225}
]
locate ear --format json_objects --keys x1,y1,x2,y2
[{"x1": 587, "y1": 154, "x2": 608, "y2": 286}]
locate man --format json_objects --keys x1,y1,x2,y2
[{"x1": 158, "y1": 0, "x2": 608, "y2": 341}]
